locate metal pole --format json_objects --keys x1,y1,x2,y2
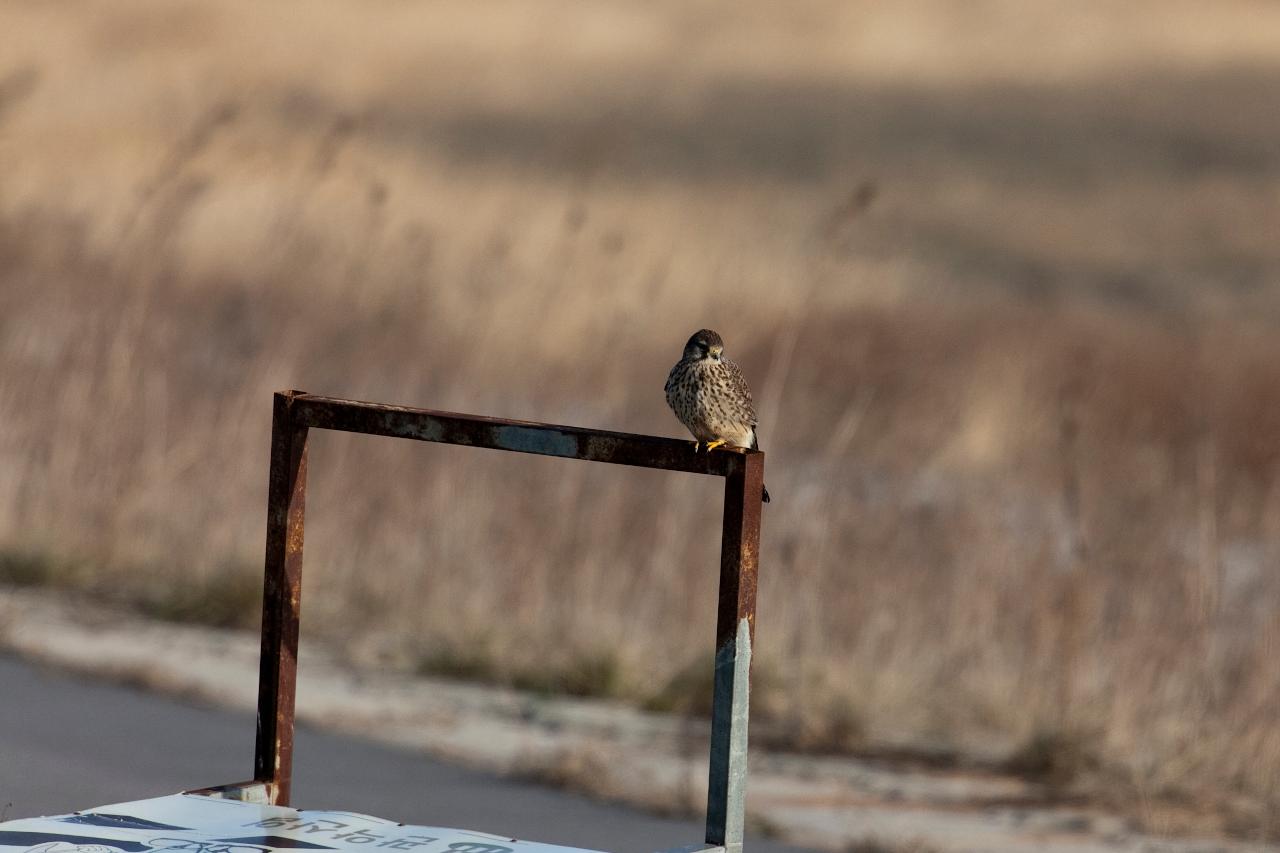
[
  {"x1": 254, "y1": 390, "x2": 309, "y2": 806},
  {"x1": 705, "y1": 452, "x2": 764, "y2": 853}
]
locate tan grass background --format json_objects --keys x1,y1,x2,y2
[{"x1": 4, "y1": 0, "x2": 1280, "y2": 838}]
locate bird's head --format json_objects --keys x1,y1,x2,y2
[{"x1": 683, "y1": 328, "x2": 725, "y2": 362}]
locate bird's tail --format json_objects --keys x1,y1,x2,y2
[{"x1": 762, "y1": 484, "x2": 771, "y2": 503}]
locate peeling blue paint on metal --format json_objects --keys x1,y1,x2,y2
[{"x1": 492, "y1": 425, "x2": 579, "y2": 457}]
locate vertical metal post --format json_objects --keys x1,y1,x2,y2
[
  {"x1": 706, "y1": 452, "x2": 764, "y2": 853},
  {"x1": 254, "y1": 390, "x2": 309, "y2": 806}
]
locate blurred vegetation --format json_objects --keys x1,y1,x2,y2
[{"x1": 3, "y1": 0, "x2": 1280, "y2": 841}]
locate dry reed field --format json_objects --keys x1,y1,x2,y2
[{"x1": 4, "y1": 0, "x2": 1280, "y2": 840}]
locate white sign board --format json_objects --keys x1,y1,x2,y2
[{"x1": 0, "y1": 795, "x2": 602, "y2": 853}]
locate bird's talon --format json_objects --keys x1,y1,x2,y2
[{"x1": 705, "y1": 439, "x2": 727, "y2": 452}]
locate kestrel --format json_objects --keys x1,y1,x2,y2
[{"x1": 665, "y1": 328, "x2": 771, "y2": 503}]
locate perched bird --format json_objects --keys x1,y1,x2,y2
[{"x1": 665, "y1": 328, "x2": 771, "y2": 503}]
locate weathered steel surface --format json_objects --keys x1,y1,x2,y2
[
  {"x1": 289, "y1": 393, "x2": 745, "y2": 475},
  {"x1": 705, "y1": 453, "x2": 764, "y2": 853},
  {"x1": 254, "y1": 390, "x2": 309, "y2": 806},
  {"x1": 250, "y1": 390, "x2": 765, "y2": 847}
]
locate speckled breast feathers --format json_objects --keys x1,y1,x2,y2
[{"x1": 665, "y1": 338, "x2": 759, "y2": 449}]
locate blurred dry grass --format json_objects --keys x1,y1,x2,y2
[{"x1": 4, "y1": 0, "x2": 1280, "y2": 839}]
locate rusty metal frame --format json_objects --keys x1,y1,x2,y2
[{"x1": 246, "y1": 390, "x2": 764, "y2": 852}]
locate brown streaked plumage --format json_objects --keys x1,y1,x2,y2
[{"x1": 665, "y1": 328, "x2": 771, "y2": 503}]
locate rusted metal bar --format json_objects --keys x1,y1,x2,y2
[
  {"x1": 289, "y1": 393, "x2": 739, "y2": 476},
  {"x1": 254, "y1": 390, "x2": 309, "y2": 806},
  {"x1": 705, "y1": 452, "x2": 764, "y2": 853},
  {"x1": 248, "y1": 389, "x2": 765, "y2": 840}
]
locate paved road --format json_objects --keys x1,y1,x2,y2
[{"x1": 0, "y1": 655, "x2": 812, "y2": 853}]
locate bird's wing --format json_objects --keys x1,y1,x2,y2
[
  {"x1": 664, "y1": 361, "x2": 682, "y2": 399},
  {"x1": 724, "y1": 357, "x2": 759, "y2": 427}
]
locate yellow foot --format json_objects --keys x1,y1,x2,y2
[{"x1": 704, "y1": 439, "x2": 727, "y2": 451}]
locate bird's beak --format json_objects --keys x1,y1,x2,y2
[{"x1": 710, "y1": 346, "x2": 723, "y2": 360}]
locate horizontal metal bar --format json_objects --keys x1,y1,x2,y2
[{"x1": 289, "y1": 392, "x2": 756, "y2": 476}]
